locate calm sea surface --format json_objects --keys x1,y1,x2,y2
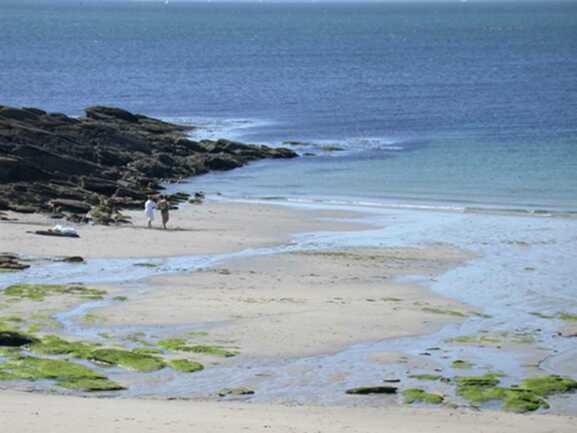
[{"x1": 1, "y1": 1, "x2": 576, "y2": 212}]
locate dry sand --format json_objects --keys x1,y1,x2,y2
[
  {"x1": 0, "y1": 201, "x2": 361, "y2": 258},
  {"x1": 1, "y1": 390, "x2": 574, "y2": 433}
]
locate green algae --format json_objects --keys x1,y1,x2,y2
[
  {"x1": 169, "y1": 359, "x2": 204, "y2": 373},
  {"x1": 3, "y1": 284, "x2": 106, "y2": 301},
  {"x1": 502, "y1": 389, "x2": 550, "y2": 413},
  {"x1": 452, "y1": 360, "x2": 474, "y2": 369},
  {"x1": 422, "y1": 307, "x2": 467, "y2": 317},
  {"x1": 559, "y1": 312, "x2": 577, "y2": 321},
  {"x1": 112, "y1": 296, "x2": 128, "y2": 302},
  {"x1": 157, "y1": 339, "x2": 236, "y2": 357},
  {"x1": 520, "y1": 375, "x2": 577, "y2": 396},
  {"x1": 28, "y1": 335, "x2": 100, "y2": 358},
  {"x1": 89, "y1": 348, "x2": 165, "y2": 372},
  {"x1": 57, "y1": 377, "x2": 126, "y2": 392},
  {"x1": 403, "y1": 388, "x2": 444, "y2": 404},
  {"x1": 455, "y1": 374, "x2": 501, "y2": 388},
  {"x1": 408, "y1": 374, "x2": 450, "y2": 383},
  {"x1": 0, "y1": 356, "x2": 104, "y2": 381},
  {"x1": 454, "y1": 374, "x2": 561, "y2": 413}
]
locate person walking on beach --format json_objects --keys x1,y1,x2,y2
[
  {"x1": 144, "y1": 195, "x2": 156, "y2": 228},
  {"x1": 157, "y1": 195, "x2": 170, "y2": 230}
]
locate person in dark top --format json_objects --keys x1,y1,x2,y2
[{"x1": 157, "y1": 195, "x2": 170, "y2": 230}]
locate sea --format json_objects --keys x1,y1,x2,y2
[{"x1": 1, "y1": 0, "x2": 576, "y2": 212}]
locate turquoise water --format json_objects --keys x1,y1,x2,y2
[{"x1": 1, "y1": 1, "x2": 576, "y2": 211}]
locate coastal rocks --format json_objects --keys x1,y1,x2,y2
[{"x1": 0, "y1": 104, "x2": 297, "y2": 221}]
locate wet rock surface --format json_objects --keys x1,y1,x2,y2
[{"x1": 0, "y1": 105, "x2": 297, "y2": 221}]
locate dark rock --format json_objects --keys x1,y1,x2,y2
[
  {"x1": 346, "y1": 386, "x2": 398, "y2": 395},
  {"x1": 0, "y1": 104, "x2": 298, "y2": 220},
  {"x1": 0, "y1": 331, "x2": 37, "y2": 347},
  {"x1": 61, "y1": 256, "x2": 85, "y2": 263}
]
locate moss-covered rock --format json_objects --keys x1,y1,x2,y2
[
  {"x1": 403, "y1": 388, "x2": 444, "y2": 404},
  {"x1": 520, "y1": 375, "x2": 577, "y2": 396},
  {"x1": 28, "y1": 335, "x2": 100, "y2": 358},
  {"x1": 57, "y1": 377, "x2": 126, "y2": 392},
  {"x1": 169, "y1": 359, "x2": 204, "y2": 373},
  {"x1": 3, "y1": 284, "x2": 106, "y2": 301},
  {"x1": 455, "y1": 374, "x2": 501, "y2": 388},
  {"x1": 408, "y1": 374, "x2": 450, "y2": 383},
  {"x1": 89, "y1": 348, "x2": 165, "y2": 372},
  {"x1": 502, "y1": 389, "x2": 550, "y2": 413},
  {"x1": 0, "y1": 356, "x2": 104, "y2": 381}
]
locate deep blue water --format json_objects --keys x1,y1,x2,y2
[{"x1": 1, "y1": 1, "x2": 576, "y2": 211}]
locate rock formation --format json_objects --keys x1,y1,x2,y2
[{"x1": 0, "y1": 105, "x2": 297, "y2": 221}]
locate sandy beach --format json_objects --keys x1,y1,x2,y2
[{"x1": 1, "y1": 200, "x2": 576, "y2": 432}]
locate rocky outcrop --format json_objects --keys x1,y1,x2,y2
[{"x1": 0, "y1": 105, "x2": 297, "y2": 220}]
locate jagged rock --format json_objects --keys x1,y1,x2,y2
[{"x1": 0, "y1": 104, "x2": 298, "y2": 221}]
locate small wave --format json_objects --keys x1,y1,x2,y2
[
  {"x1": 236, "y1": 194, "x2": 577, "y2": 219},
  {"x1": 161, "y1": 116, "x2": 274, "y2": 142}
]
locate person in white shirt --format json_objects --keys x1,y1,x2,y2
[{"x1": 144, "y1": 195, "x2": 156, "y2": 228}]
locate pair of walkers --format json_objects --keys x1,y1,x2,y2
[{"x1": 144, "y1": 195, "x2": 170, "y2": 229}]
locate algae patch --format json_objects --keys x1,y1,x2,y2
[
  {"x1": 3, "y1": 284, "x2": 106, "y2": 301},
  {"x1": 89, "y1": 348, "x2": 165, "y2": 372},
  {"x1": 408, "y1": 374, "x2": 450, "y2": 383},
  {"x1": 403, "y1": 388, "x2": 444, "y2": 404},
  {"x1": 169, "y1": 359, "x2": 204, "y2": 373}
]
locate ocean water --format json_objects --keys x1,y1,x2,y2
[{"x1": 1, "y1": 0, "x2": 576, "y2": 211}]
